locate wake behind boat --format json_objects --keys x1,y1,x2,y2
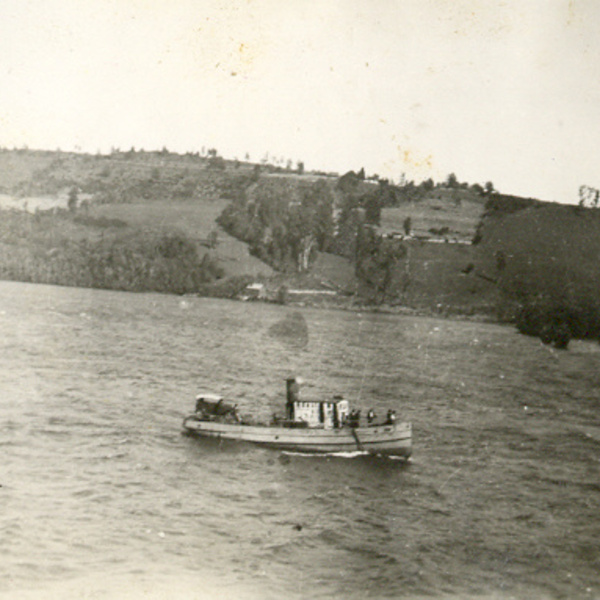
[{"x1": 182, "y1": 377, "x2": 412, "y2": 458}]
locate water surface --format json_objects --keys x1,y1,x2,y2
[{"x1": 1, "y1": 281, "x2": 599, "y2": 599}]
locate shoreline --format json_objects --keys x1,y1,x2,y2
[{"x1": 0, "y1": 275, "x2": 500, "y2": 327}]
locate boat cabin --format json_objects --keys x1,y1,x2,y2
[{"x1": 291, "y1": 398, "x2": 349, "y2": 429}]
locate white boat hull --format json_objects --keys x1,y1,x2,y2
[{"x1": 183, "y1": 416, "x2": 412, "y2": 458}]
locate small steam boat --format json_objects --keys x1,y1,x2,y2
[{"x1": 182, "y1": 378, "x2": 412, "y2": 458}]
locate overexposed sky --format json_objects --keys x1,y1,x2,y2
[{"x1": 1, "y1": 0, "x2": 599, "y2": 203}]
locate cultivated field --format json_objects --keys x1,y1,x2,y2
[
  {"x1": 90, "y1": 200, "x2": 273, "y2": 279},
  {"x1": 381, "y1": 196, "x2": 485, "y2": 241}
]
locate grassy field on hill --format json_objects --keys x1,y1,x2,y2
[
  {"x1": 381, "y1": 196, "x2": 484, "y2": 241},
  {"x1": 472, "y1": 202, "x2": 600, "y2": 344},
  {"x1": 90, "y1": 201, "x2": 273, "y2": 279},
  {"x1": 399, "y1": 240, "x2": 496, "y2": 314}
]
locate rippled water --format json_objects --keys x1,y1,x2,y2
[{"x1": 1, "y1": 280, "x2": 599, "y2": 599}]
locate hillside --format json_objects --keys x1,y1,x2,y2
[
  {"x1": 0, "y1": 150, "x2": 270, "y2": 293},
  {"x1": 90, "y1": 200, "x2": 273, "y2": 279},
  {"x1": 0, "y1": 149, "x2": 507, "y2": 311},
  {"x1": 474, "y1": 203, "x2": 600, "y2": 287},
  {"x1": 1, "y1": 148, "x2": 598, "y2": 346},
  {"x1": 471, "y1": 202, "x2": 600, "y2": 343}
]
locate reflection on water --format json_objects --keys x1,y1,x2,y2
[{"x1": 0, "y1": 281, "x2": 599, "y2": 599}]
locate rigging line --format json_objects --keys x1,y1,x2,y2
[
  {"x1": 357, "y1": 353, "x2": 369, "y2": 403},
  {"x1": 356, "y1": 318, "x2": 376, "y2": 404},
  {"x1": 355, "y1": 318, "x2": 366, "y2": 403}
]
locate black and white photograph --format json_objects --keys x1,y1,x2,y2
[{"x1": 1, "y1": 1, "x2": 599, "y2": 598}]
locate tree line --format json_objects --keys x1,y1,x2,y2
[{"x1": 217, "y1": 179, "x2": 335, "y2": 272}]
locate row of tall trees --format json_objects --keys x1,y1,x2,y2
[
  {"x1": 355, "y1": 226, "x2": 407, "y2": 304},
  {"x1": 217, "y1": 179, "x2": 335, "y2": 272},
  {"x1": 217, "y1": 169, "x2": 501, "y2": 303}
]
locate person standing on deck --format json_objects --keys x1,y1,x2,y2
[{"x1": 286, "y1": 377, "x2": 300, "y2": 420}]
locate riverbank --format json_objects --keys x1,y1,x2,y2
[{"x1": 0, "y1": 205, "x2": 499, "y2": 320}]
